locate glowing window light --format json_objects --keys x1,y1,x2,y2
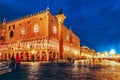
[
  {"x1": 53, "y1": 26, "x2": 57, "y2": 34},
  {"x1": 21, "y1": 28, "x2": 25, "y2": 35},
  {"x1": 34, "y1": 24, "x2": 39, "y2": 33}
]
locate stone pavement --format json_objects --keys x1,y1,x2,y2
[{"x1": 0, "y1": 60, "x2": 120, "y2": 80}]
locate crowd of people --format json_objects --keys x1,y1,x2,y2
[{"x1": 9, "y1": 55, "x2": 21, "y2": 71}]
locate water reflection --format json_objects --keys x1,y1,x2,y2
[
  {"x1": 73, "y1": 61, "x2": 79, "y2": 72},
  {"x1": 26, "y1": 62, "x2": 40, "y2": 80},
  {"x1": 71, "y1": 59, "x2": 120, "y2": 80},
  {"x1": 79, "y1": 59, "x2": 94, "y2": 67},
  {"x1": 81, "y1": 60, "x2": 84, "y2": 66},
  {"x1": 2, "y1": 60, "x2": 120, "y2": 80}
]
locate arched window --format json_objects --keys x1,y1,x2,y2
[
  {"x1": 21, "y1": 28, "x2": 25, "y2": 35},
  {"x1": 53, "y1": 26, "x2": 57, "y2": 34},
  {"x1": 34, "y1": 24, "x2": 39, "y2": 33},
  {"x1": 10, "y1": 31, "x2": 14, "y2": 37},
  {"x1": 69, "y1": 34, "x2": 73, "y2": 44},
  {"x1": 67, "y1": 35, "x2": 69, "y2": 41}
]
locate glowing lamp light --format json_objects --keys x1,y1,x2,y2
[
  {"x1": 32, "y1": 50, "x2": 35, "y2": 54},
  {"x1": 109, "y1": 49, "x2": 116, "y2": 58},
  {"x1": 74, "y1": 51, "x2": 77, "y2": 55},
  {"x1": 110, "y1": 49, "x2": 116, "y2": 54}
]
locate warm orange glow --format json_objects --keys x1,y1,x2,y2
[{"x1": 0, "y1": 7, "x2": 80, "y2": 61}]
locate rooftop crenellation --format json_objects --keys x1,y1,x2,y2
[{"x1": 6, "y1": 8, "x2": 49, "y2": 23}]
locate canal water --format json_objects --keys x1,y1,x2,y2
[{"x1": 0, "y1": 60, "x2": 120, "y2": 80}]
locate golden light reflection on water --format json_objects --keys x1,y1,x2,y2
[
  {"x1": 73, "y1": 59, "x2": 120, "y2": 80},
  {"x1": 72, "y1": 60, "x2": 91, "y2": 73},
  {"x1": 81, "y1": 60, "x2": 84, "y2": 66},
  {"x1": 22, "y1": 60, "x2": 120, "y2": 80},
  {"x1": 27, "y1": 62, "x2": 40, "y2": 79},
  {"x1": 80, "y1": 59, "x2": 94, "y2": 67},
  {"x1": 73, "y1": 61, "x2": 79, "y2": 72}
]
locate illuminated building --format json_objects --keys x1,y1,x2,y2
[
  {"x1": 0, "y1": 7, "x2": 80, "y2": 61},
  {"x1": 80, "y1": 46, "x2": 95, "y2": 59}
]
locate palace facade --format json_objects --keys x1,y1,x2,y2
[{"x1": 0, "y1": 7, "x2": 80, "y2": 61}]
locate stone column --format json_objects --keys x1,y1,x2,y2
[
  {"x1": 56, "y1": 14, "x2": 66, "y2": 59},
  {"x1": 40, "y1": 50, "x2": 42, "y2": 61}
]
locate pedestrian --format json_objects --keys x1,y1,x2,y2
[
  {"x1": 32, "y1": 55, "x2": 34, "y2": 62},
  {"x1": 72, "y1": 59, "x2": 75, "y2": 63},
  {"x1": 15, "y1": 55, "x2": 21, "y2": 70},
  {"x1": 51, "y1": 57, "x2": 54, "y2": 63},
  {"x1": 10, "y1": 56, "x2": 15, "y2": 70},
  {"x1": 67, "y1": 57, "x2": 72, "y2": 63}
]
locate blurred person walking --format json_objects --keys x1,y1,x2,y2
[{"x1": 15, "y1": 55, "x2": 21, "y2": 70}]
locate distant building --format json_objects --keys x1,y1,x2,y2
[
  {"x1": 0, "y1": 7, "x2": 80, "y2": 61},
  {"x1": 80, "y1": 46, "x2": 95, "y2": 59}
]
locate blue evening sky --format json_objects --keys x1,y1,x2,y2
[{"x1": 0, "y1": 0, "x2": 120, "y2": 53}]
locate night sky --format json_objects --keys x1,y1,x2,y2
[{"x1": 0, "y1": 0, "x2": 120, "y2": 53}]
